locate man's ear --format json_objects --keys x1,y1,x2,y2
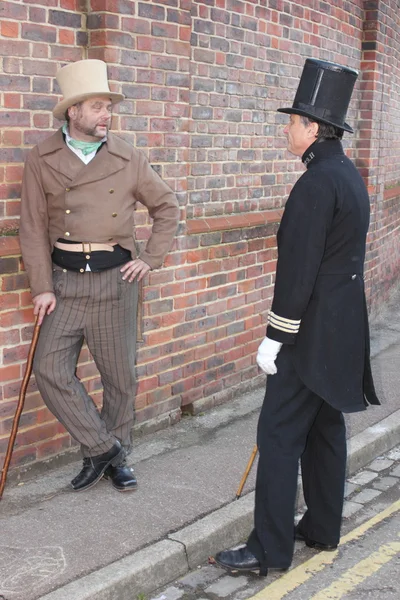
[
  {"x1": 311, "y1": 121, "x2": 319, "y2": 138},
  {"x1": 67, "y1": 105, "x2": 76, "y2": 121}
]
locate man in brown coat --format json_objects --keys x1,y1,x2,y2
[{"x1": 19, "y1": 60, "x2": 180, "y2": 492}]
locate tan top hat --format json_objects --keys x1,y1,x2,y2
[{"x1": 53, "y1": 59, "x2": 125, "y2": 120}]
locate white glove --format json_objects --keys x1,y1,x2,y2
[{"x1": 256, "y1": 337, "x2": 283, "y2": 375}]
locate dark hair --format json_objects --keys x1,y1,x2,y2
[{"x1": 300, "y1": 115, "x2": 343, "y2": 141}]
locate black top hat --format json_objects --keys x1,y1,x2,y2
[{"x1": 277, "y1": 59, "x2": 358, "y2": 133}]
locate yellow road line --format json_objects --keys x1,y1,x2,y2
[
  {"x1": 251, "y1": 499, "x2": 400, "y2": 600},
  {"x1": 310, "y1": 540, "x2": 400, "y2": 599}
]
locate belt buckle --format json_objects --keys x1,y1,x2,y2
[{"x1": 82, "y1": 242, "x2": 91, "y2": 254}]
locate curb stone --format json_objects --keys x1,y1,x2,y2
[
  {"x1": 38, "y1": 540, "x2": 187, "y2": 600},
  {"x1": 37, "y1": 408, "x2": 400, "y2": 600}
]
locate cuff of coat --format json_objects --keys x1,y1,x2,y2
[
  {"x1": 266, "y1": 325, "x2": 296, "y2": 345},
  {"x1": 266, "y1": 310, "x2": 301, "y2": 345}
]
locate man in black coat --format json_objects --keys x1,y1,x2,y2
[{"x1": 215, "y1": 59, "x2": 380, "y2": 577}]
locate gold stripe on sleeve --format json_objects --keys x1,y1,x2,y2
[{"x1": 268, "y1": 310, "x2": 301, "y2": 334}]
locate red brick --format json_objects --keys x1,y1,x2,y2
[
  {"x1": 0, "y1": 2, "x2": 27, "y2": 20},
  {"x1": 36, "y1": 434, "x2": 72, "y2": 459},
  {"x1": 0, "y1": 307, "x2": 33, "y2": 329},
  {"x1": 23, "y1": 0, "x2": 57, "y2": 5},
  {"x1": 3, "y1": 94, "x2": 21, "y2": 109},
  {"x1": 1, "y1": 20, "x2": 19, "y2": 38},
  {"x1": 151, "y1": 22, "x2": 178, "y2": 39},
  {"x1": 33, "y1": 113, "x2": 51, "y2": 128},
  {"x1": 137, "y1": 36, "x2": 164, "y2": 52},
  {"x1": 12, "y1": 422, "x2": 66, "y2": 448},
  {"x1": 179, "y1": 25, "x2": 191, "y2": 42},
  {"x1": 138, "y1": 3, "x2": 165, "y2": 20},
  {"x1": 145, "y1": 385, "x2": 173, "y2": 407},
  {"x1": 5, "y1": 199, "x2": 21, "y2": 217},
  {"x1": 135, "y1": 397, "x2": 181, "y2": 424},
  {"x1": 22, "y1": 23, "x2": 57, "y2": 43},
  {"x1": 2, "y1": 130, "x2": 23, "y2": 146},
  {"x1": 122, "y1": 17, "x2": 150, "y2": 34},
  {"x1": 144, "y1": 329, "x2": 173, "y2": 346},
  {"x1": 0, "y1": 237, "x2": 20, "y2": 258},
  {"x1": 32, "y1": 43, "x2": 49, "y2": 59},
  {"x1": 59, "y1": 29, "x2": 75, "y2": 45},
  {"x1": 136, "y1": 101, "x2": 163, "y2": 116},
  {"x1": 50, "y1": 45, "x2": 82, "y2": 61},
  {"x1": 166, "y1": 40, "x2": 191, "y2": 56},
  {"x1": 61, "y1": 0, "x2": 80, "y2": 9},
  {"x1": 0, "y1": 364, "x2": 20, "y2": 383},
  {"x1": 88, "y1": 47, "x2": 121, "y2": 63}
]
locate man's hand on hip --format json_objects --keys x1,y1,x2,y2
[
  {"x1": 120, "y1": 258, "x2": 151, "y2": 282},
  {"x1": 32, "y1": 292, "x2": 56, "y2": 325},
  {"x1": 256, "y1": 336, "x2": 283, "y2": 375}
]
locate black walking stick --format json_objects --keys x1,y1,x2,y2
[
  {"x1": 0, "y1": 315, "x2": 41, "y2": 500},
  {"x1": 236, "y1": 444, "x2": 258, "y2": 499}
]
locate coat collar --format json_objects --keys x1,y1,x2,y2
[
  {"x1": 38, "y1": 129, "x2": 131, "y2": 184},
  {"x1": 302, "y1": 139, "x2": 345, "y2": 169}
]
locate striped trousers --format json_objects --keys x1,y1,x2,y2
[{"x1": 33, "y1": 265, "x2": 138, "y2": 458}]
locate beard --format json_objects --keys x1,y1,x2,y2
[{"x1": 74, "y1": 119, "x2": 109, "y2": 139}]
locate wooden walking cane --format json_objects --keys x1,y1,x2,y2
[
  {"x1": 0, "y1": 315, "x2": 41, "y2": 500},
  {"x1": 236, "y1": 444, "x2": 258, "y2": 499}
]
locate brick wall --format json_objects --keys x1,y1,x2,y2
[
  {"x1": 359, "y1": 0, "x2": 400, "y2": 309},
  {"x1": 1, "y1": 0, "x2": 400, "y2": 472}
]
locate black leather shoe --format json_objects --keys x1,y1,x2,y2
[
  {"x1": 215, "y1": 546, "x2": 268, "y2": 576},
  {"x1": 71, "y1": 442, "x2": 123, "y2": 492},
  {"x1": 103, "y1": 463, "x2": 138, "y2": 492},
  {"x1": 295, "y1": 524, "x2": 338, "y2": 551}
]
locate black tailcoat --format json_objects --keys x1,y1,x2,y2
[{"x1": 267, "y1": 140, "x2": 379, "y2": 413}]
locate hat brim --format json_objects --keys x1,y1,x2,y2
[
  {"x1": 53, "y1": 92, "x2": 125, "y2": 121},
  {"x1": 277, "y1": 107, "x2": 354, "y2": 134}
]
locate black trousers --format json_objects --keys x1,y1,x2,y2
[{"x1": 247, "y1": 345, "x2": 346, "y2": 569}]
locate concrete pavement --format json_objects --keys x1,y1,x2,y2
[{"x1": 0, "y1": 285, "x2": 400, "y2": 600}]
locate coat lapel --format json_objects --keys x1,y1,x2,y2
[
  {"x1": 70, "y1": 132, "x2": 131, "y2": 187},
  {"x1": 38, "y1": 129, "x2": 131, "y2": 185},
  {"x1": 39, "y1": 130, "x2": 84, "y2": 181}
]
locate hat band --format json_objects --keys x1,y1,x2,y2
[{"x1": 295, "y1": 102, "x2": 345, "y2": 126}]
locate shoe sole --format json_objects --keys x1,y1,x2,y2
[
  {"x1": 214, "y1": 559, "x2": 268, "y2": 577},
  {"x1": 71, "y1": 448, "x2": 124, "y2": 492},
  {"x1": 102, "y1": 472, "x2": 138, "y2": 492},
  {"x1": 111, "y1": 483, "x2": 138, "y2": 492},
  {"x1": 295, "y1": 533, "x2": 337, "y2": 551},
  {"x1": 305, "y1": 540, "x2": 338, "y2": 551}
]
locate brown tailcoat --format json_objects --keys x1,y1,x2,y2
[{"x1": 20, "y1": 129, "x2": 180, "y2": 297}]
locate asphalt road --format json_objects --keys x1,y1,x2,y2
[{"x1": 149, "y1": 446, "x2": 400, "y2": 600}]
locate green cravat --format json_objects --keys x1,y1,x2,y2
[{"x1": 63, "y1": 124, "x2": 103, "y2": 156}]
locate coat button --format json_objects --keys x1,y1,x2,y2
[
  {"x1": 63, "y1": 269, "x2": 67, "y2": 273},
  {"x1": 109, "y1": 189, "x2": 114, "y2": 194},
  {"x1": 85, "y1": 255, "x2": 91, "y2": 260},
  {"x1": 65, "y1": 187, "x2": 71, "y2": 192},
  {"x1": 65, "y1": 232, "x2": 70, "y2": 237},
  {"x1": 112, "y1": 212, "x2": 117, "y2": 217},
  {"x1": 351, "y1": 274, "x2": 357, "y2": 280},
  {"x1": 65, "y1": 209, "x2": 71, "y2": 214},
  {"x1": 80, "y1": 268, "x2": 84, "y2": 273}
]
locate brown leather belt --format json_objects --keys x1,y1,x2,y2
[{"x1": 54, "y1": 241, "x2": 116, "y2": 253}]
